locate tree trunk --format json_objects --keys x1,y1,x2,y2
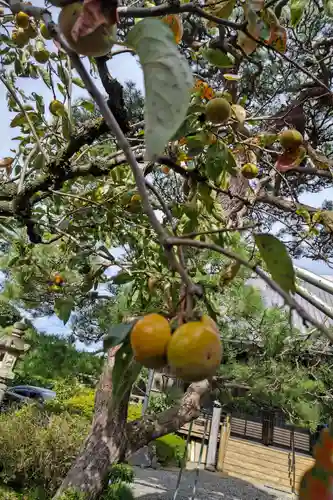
[
  {"x1": 54, "y1": 347, "x2": 129, "y2": 499},
  {"x1": 55, "y1": 348, "x2": 211, "y2": 499}
]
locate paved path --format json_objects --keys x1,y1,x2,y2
[{"x1": 132, "y1": 466, "x2": 293, "y2": 500}]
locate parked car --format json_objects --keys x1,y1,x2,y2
[
  {"x1": 8, "y1": 385, "x2": 56, "y2": 404},
  {"x1": 0, "y1": 390, "x2": 30, "y2": 412}
]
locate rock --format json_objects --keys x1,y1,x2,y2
[{"x1": 128, "y1": 446, "x2": 152, "y2": 469}]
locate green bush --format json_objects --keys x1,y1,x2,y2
[
  {"x1": 0, "y1": 405, "x2": 88, "y2": 496},
  {"x1": 0, "y1": 485, "x2": 20, "y2": 499},
  {"x1": 154, "y1": 434, "x2": 186, "y2": 467},
  {"x1": 0, "y1": 300, "x2": 20, "y2": 328},
  {"x1": 102, "y1": 483, "x2": 134, "y2": 500},
  {"x1": 57, "y1": 489, "x2": 86, "y2": 500},
  {"x1": 127, "y1": 404, "x2": 142, "y2": 421},
  {"x1": 108, "y1": 464, "x2": 134, "y2": 484}
]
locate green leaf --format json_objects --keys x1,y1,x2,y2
[
  {"x1": 112, "y1": 342, "x2": 141, "y2": 405},
  {"x1": 203, "y1": 48, "x2": 234, "y2": 68},
  {"x1": 254, "y1": 234, "x2": 296, "y2": 294},
  {"x1": 81, "y1": 100, "x2": 95, "y2": 113},
  {"x1": 206, "y1": 142, "x2": 237, "y2": 183},
  {"x1": 198, "y1": 183, "x2": 214, "y2": 211},
  {"x1": 10, "y1": 112, "x2": 26, "y2": 128},
  {"x1": 72, "y1": 77, "x2": 85, "y2": 88},
  {"x1": 61, "y1": 115, "x2": 71, "y2": 141},
  {"x1": 290, "y1": 0, "x2": 307, "y2": 26},
  {"x1": 37, "y1": 66, "x2": 51, "y2": 89},
  {"x1": 54, "y1": 297, "x2": 74, "y2": 324},
  {"x1": 112, "y1": 271, "x2": 134, "y2": 285},
  {"x1": 224, "y1": 73, "x2": 241, "y2": 81},
  {"x1": 103, "y1": 322, "x2": 135, "y2": 350},
  {"x1": 126, "y1": 19, "x2": 193, "y2": 160},
  {"x1": 32, "y1": 152, "x2": 45, "y2": 170},
  {"x1": 32, "y1": 93, "x2": 45, "y2": 116},
  {"x1": 57, "y1": 63, "x2": 69, "y2": 86},
  {"x1": 324, "y1": 0, "x2": 333, "y2": 16}
]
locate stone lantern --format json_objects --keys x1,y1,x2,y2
[{"x1": 0, "y1": 321, "x2": 30, "y2": 404}]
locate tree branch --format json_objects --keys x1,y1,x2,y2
[
  {"x1": 125, "y1": 379, "x2": 211, "y2": 456},
  {"x1": 166, "y1": 236, "x2": 333, "y2": 343},
  {"x1": 117, "y1": 3, "x2": 244, "y2": 30}
]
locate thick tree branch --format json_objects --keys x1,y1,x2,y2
[{"x1": 125, "y1": 379, "x2": 211, "y2": 456}]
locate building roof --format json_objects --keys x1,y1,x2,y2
[{"x1": 249, "y1": 274, "x2": 333, "y2": 332}]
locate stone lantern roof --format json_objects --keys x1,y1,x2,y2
[{"x1": 0, "y1": 322, "x2": 30, "y2": 355}]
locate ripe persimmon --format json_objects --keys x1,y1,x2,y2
[
  {"x1": 130, "y1": 313, "x2": 171, "y2": 369},
  {"x1": 167, "y1": 320, "x2": 222, "y2": 381}
]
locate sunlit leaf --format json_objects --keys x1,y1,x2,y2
[
  {"x1": 37, "y1": 66, "x2": 51, "y2": 89},
  {"x1": 254, "y1": 233, "x2": 296, "y2": 294},
  {"x1": 54, "y1": 297, "x2": 74, "y2": 324},
  {"x1": 205, "y1": 0, "x2": 236, "y2": 27},
  {"x1": 203, "y1": 48, "x2": 234, "y2": 68},
  {"x1": 81, "y1": 100, "x2": 95, "y2": 113},
  {"x1": 290, "y1": 0, "x2": 307, "y2": 26},
  {"x1": 224, "y1": 73, "x2": 241, "y2": 81},
  {"x1": 324, "y1": 0, "x2": 333, "y2": 16},
  {"x1": 72, "y1": 77, "x2": 85, "y2": 88},
  {"x1": 10, "y1": 112, "x2": 26, "y2": 128},
  {"x1": 237, "y1": 31, "x2": 258, "y2": 55},
  {"x1": 126, "y1": 19, "x2": 193, "y2": 160},
  {"x1": 232, "y1": 104, "x2": 246, "y2": 124}
]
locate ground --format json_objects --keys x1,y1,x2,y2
[{"x1": 132, "y1": 466, "x2": 293, "y2": 500}]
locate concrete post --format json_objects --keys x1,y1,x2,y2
[{"x1": 205, "y1": 401, "x2": 222, "y2": 471}]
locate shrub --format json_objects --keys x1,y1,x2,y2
[
  {"x1": 61, "y1": 390, "x2": 95, "y2": 420},
  {"x1": 154, "y1": 433, "x2": 186, "y2": 467},
  {"x1": 0, "y1": 405, "x2": 88, "y2": 496},
  {"x1": 127, "y1": 404, "x2": 142, "y2": 421},
  {"x1": 57, "y1": 489, "x2": 86, "y2": 500},
  {"x1": 108, "y1": 464, "x2": 134, "y2": 484},
  {"x1": 0, "y1": 300, "x2": 20, "y2": 328},
  {"x1": 102, "y1": 483, "x2": 134, "y2": 500},
  {"x1": 0, "y1": 485, "x2": 20, "y2": 499}
]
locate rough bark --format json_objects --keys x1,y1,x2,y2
[
  {"x1": 54, "y1": 347, "x2": 129, "y2": 499},
  {"x1": 55, "y1": 350, "x2": 211, "y2": 499}
]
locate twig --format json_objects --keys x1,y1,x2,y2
[
  {"x1": 181, "y1": 225, "x2": 257, "y2": 238},
  {"x1": 243, "y1": 29, "x2": 332, "y2": 95},
  {"x1": 166, "y1": 236, "x2": 333, "y2": 343},
  {"x1": 0, "y1": 73, "x2": 49, "y2": 163},
  {"x1": 117, "y1": 3, "x2": 244, "y2": 30},
  {"x1": 18, "y1": 146, "x2": 37, "y2": 194},
  {"x1": 145, "y1": 179, "x2": 176, "y2": 232}
]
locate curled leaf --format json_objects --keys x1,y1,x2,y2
[
  {"x1": 224, "y1": 73, "x2": 241, "y2": 81},
  {"x1": 231, "y1": 104, "x2": 246, "y2": 124}
]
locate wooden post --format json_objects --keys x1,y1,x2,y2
[
  {"x1": 217, "y1": 414, "x2": 230, "y2": 472},
  {"x1": 205, "y1": 401, "x2": 222, "y2": 472}
]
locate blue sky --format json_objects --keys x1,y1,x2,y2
[{"x1": 1, "y1": 6, "x2": 332, "y2": 341}]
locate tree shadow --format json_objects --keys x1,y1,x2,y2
[{"x1": 132, "y1": 466, "x2": 291, "y2": 499}]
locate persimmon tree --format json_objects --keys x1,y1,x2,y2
[{"x1": 0, "y1": 0, "x2": 333, "y2": 497}]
